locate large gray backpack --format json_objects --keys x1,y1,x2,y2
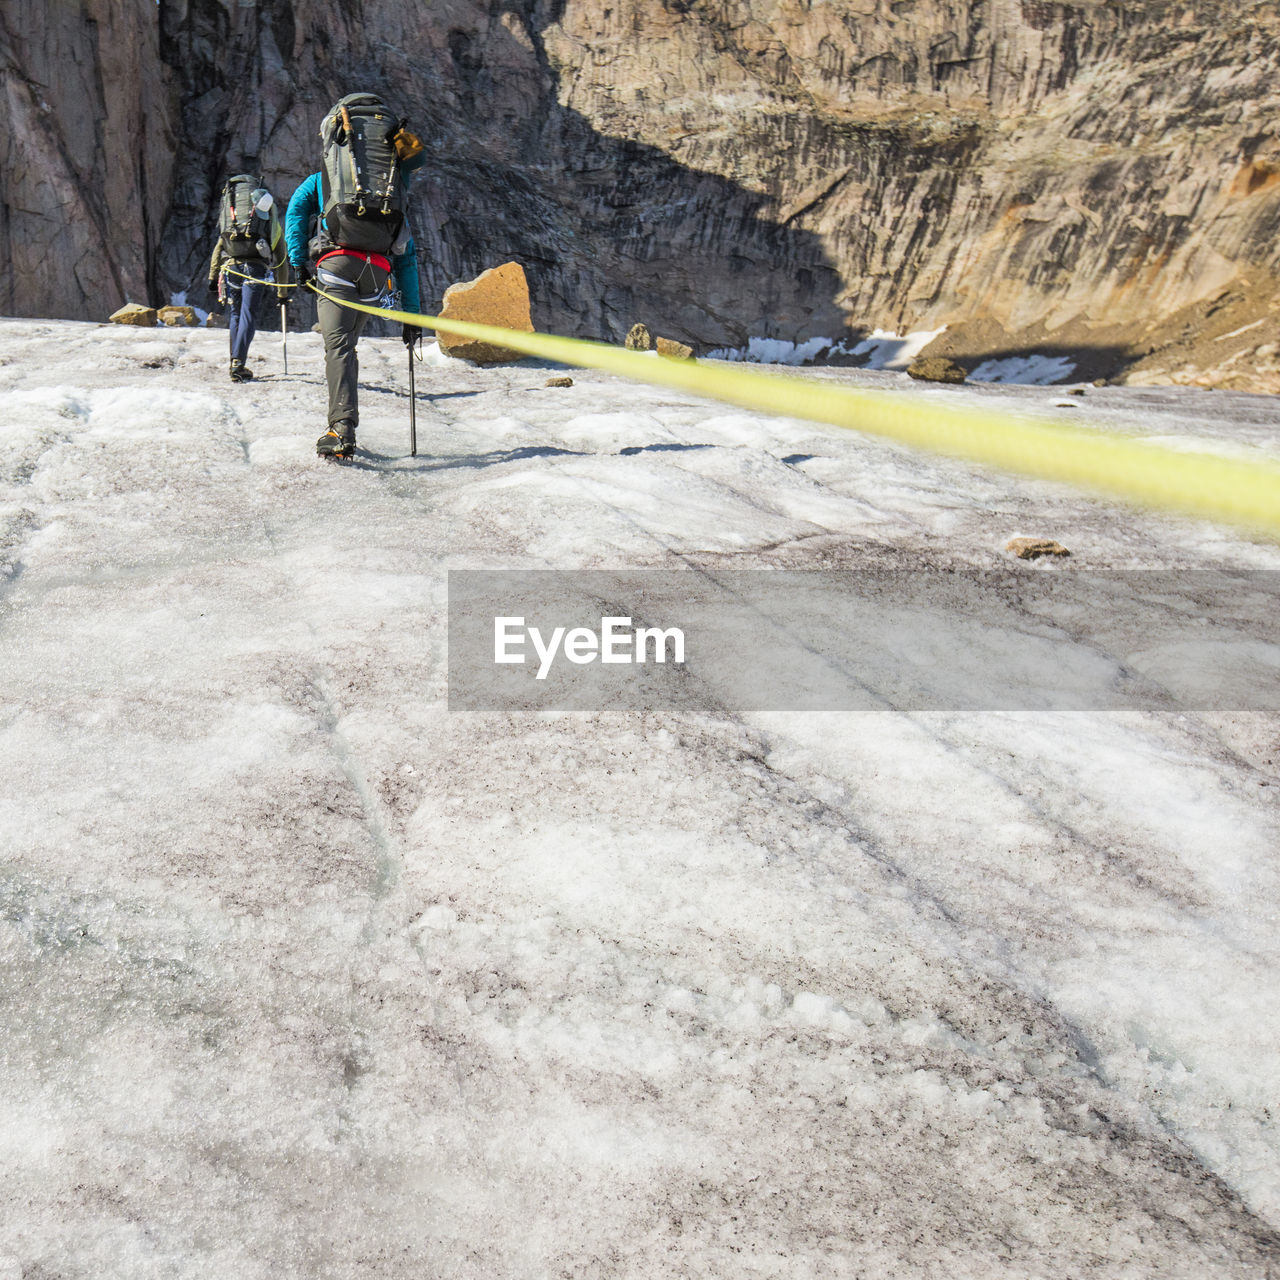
[
  {"x1": 319, "y1": 94, "x2": 411, "y2": 257},
  {"x1": 217, "y1": 174, "x2": 269, "y2": 260}
]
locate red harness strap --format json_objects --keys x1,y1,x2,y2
[{"x1": 316, "y1": 248, "x2": 392, "y2": 273}]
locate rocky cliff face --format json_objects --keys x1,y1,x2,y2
[
  {"x1": 5, "y1": 1, "x2": 1280, "y2": 385},
  {"x1": 0, "y1": 0, "x2": 178, "y2": 318}
]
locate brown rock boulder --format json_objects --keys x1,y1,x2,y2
[
  {"x1": 907, "y1": 356, "x2": 967, "y2": 384},
  {"x1": 157, "y1": 305, "x2": 198, "y2": 327},
  {"x1": 625, "y1": 324, "x2": 652, "y2": 351},
  {"x1": 437, "y1": 262, "x2": 533, "y2": 364},
  {"x1": 656, "y1": 337, "x2": 695, "y2": 360},
  {"x1": 109, "y1": 303, "x2": 157, "y2": 327}
]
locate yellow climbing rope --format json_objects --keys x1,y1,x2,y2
[{"x1": 297, "y1": 281, "x2": 1280, "y2": 538}]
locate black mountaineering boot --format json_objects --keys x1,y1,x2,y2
[
  {"x1": 230, "y1": 360, "x2": 253, "y2": 382},
  {"x1": 316, "y1": 421, "x2": 356, "y2": 459}
]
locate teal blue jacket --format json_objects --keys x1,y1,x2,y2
[{"x1": 285, "y1": 171, "x2": 421, "y2": 313}]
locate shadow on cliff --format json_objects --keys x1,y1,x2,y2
[
  {"x1": 158, "y1": 0, "x2": 852, "y2": 353},
  {"x1": 414, "y1": 130, "x2": 853, "y2": 352}
]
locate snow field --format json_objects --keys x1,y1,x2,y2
[{"x1": 1, "y1": 318, "x2": 1279, "y2": 1277}]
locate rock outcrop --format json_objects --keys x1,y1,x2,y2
[
  {"x1": 5, "y1": 1, "x2": 1280, "y2": 388},
  {"x1": 0, "y1": 0, "x2": 178, "y2": 319}
]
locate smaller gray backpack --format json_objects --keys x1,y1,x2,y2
[{"x1": 218, "y1": 174, "x2": 269, "y2": 260}]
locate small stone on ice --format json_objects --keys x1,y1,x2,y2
[{"x1": 1006, "y1": 537, "x2": 1071, "y2": 559}]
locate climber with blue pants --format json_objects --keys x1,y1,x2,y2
[{"x1": 208, "y1": 173, "x2": 291, "y2": 382}]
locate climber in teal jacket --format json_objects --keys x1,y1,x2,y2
[
  {"x1": 284, "y1": 171, "x2": 421, "y2": 314},
  {"x1": 285, "y1": 170, "x2": 422, "y2": 456}
]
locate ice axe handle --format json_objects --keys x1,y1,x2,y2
[{"x1": 408, "y1": 345, "x2": 417, "y2": 457}]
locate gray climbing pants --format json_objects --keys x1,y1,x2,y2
[
  {"x1": 314, "y1": 252, "x2": 391, "y2": 429},
  {"x1": 317, "y1": 291, "x2": 369, "y2": 429}
]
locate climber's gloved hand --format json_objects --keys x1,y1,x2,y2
[{"x1": 402, "y1": 323, "x2": 420, "y2": 349}]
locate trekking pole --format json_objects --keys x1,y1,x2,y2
[
  {"x1": 280, "y1": 300, "x2": 288, "y2": 375},
  {"x1": 408, "y1": 342, "x2": 418, "y2": 457}
]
